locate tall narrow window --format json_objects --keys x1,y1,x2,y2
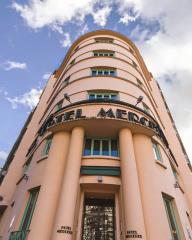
[
  {"x1": 102, "y1": 140, "x2": 109, "y2": 156},
  {"x1": 93, "y1": 140, "x2": 100, "y2": 155},
  {"x1": 23, "y1": 156, "x2": 33, "y2": 175},
  {"x1": 143, "y1": 103, "x2": 150, "y2": 114},
  {"x1": 55, "y1": 100, "x2": 63, "y2": 111},
  {"x1": 84, "y1": 139, "x2": 92, "y2": 156},
  {"x1": 42, "y1": 137, "x2": 52, "y2": 156},
  {"x1": 20, "y1": 188, "x2": 40, "y2": 232},
  {"x1": 163, "y1": 195, "x2": 181, "y2": 240},
  {"x1": 152, "y1": 142, "x2": 162, "y2": 162}
]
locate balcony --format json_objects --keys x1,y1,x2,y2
[{"x1": 9, "y1": 230, "x2": 30, "y2": 240}]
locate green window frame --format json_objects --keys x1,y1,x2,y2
[
  {"x1": 152, "y1": 142, "x2": 162, "y2": 162},
  {"x1": 83, "y1": 138, "x2": 119, "y2": 157},
  {"x1": 19, "y1": 188, "x2": 40, "y2": 232},
  {"x1": 93, "y1": 51, "x2": 114, "y2": 57},
  {"x1": 143, "y1": 103, "x2": 150, "y2": 114},
  {"x1": 23, "y1": 156, "x2": 33, "y2": 175},
  {"x1": 163, "y1": 194, "x2": 181, "y2": 240},
  {"x1": 95, "y1": 38, "x2": 113, "y2": 43},
  {"x1": 62, "y1": 76, "x2": 70, "y2": 85},
  {"x1": 91, "y1": 69, "x2": 116, "y2": 77},
  {"x1": 55, "y1": 100, "x2": 63, "y2": 111},
  {"x1": 42, "y1": 137, "x2": 52, "y2": 156},
  {"x1": 88, "y1": 92, "x2": 118, "y2": 100}
]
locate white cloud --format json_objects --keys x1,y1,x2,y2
[
  {"x1": 126, "y1": 0, "x2": 192, "y2": 161},
  {"x1": 42, "y1": 72, "x2": 51, "y2": 80},
  {"x1": 0, "y1": 150, "x2": 8, "y2": 167},
  {"x1": 12, "y1": 0, "x2": 97, "y2": 30},
  {"x1": 92, "y1": 6, "x2": 112, "y2": 27},
  {"x1": 7, "y1": 88, "x2": 42, "y2": 109},
  {"x1": 0, "y1": 151, "x2": 8, "y2": 162},
  {"x1": 119, "y1": 13, "x2": 137, "y2": 25},
  {"x1": 2, "y1": 61, "x2": 27, "y2": 71},
  {"x1": 60, "y1": 33, "x2": 71, "y2": 48}
]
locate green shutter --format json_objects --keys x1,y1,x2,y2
[{"x1": 80, "y1": 166, "x2": 120, "y2": 176}]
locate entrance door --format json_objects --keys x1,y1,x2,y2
[{"x1": 82, "y1": 198, "x2": 115, "y2": 240}]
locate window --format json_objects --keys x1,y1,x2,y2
[
  {"x1": 143, "y1": 103, "x2": 150, "y2": 114},
  {"x1": 132, "y1": 61, "x2": 138, "y2": 68},
  {"x1": 55, "y1": 100, "x2": 63, "y2": 111},
  {"x1": 137, "y1": 78, "x2": 143, "y2": 87},
  {"x1": 91, "y1": 69, "x2": 116, "y2": 77},
  {"x1": 129, "y1": 48, "x2": 134, "y2": 54},
  {"x1": 63, "y1": 76, "x2": 70, "y2": 85},
  {"x1": 152, "y1": 142, "x2": 162, "y2": 162},
  {"x1": 42, "y1": 137, "x2": 52, "y2": 156},
  {"x1": 23, "y1": 156, "x2": 33, "y2": 175},
  {"x1": 163, "y1": 195, "x2": 181, "y2": 240},
  {"x1": 93, "y1": 51, "x2": 114, "y2": 57},
  {"x1": 70, "y1": 59, "x2": 75, "y2": 65},
  {"x1": 95, "y1": 38, "x2": 113, "y2": 43},
  {"x1": 170, "y1": 163, "x2": 179, "y2": 181},
  {"x1": 88, "y1": 92, "x2": 118, "y2": 100},
  {"x1": 19, "y1": 188, "x2": 40, "y2": 232},
  {"x1": 83, "y1": 139, "x2": 119, "y2": 157},
  {"x1": 74, "y1": 45, "x2": 79, "y2": 52}
]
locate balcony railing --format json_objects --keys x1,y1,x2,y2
[{"x1": 9, "y1": 230, "x2": 30, "y2": 240}]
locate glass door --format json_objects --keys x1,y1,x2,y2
[{"x1": 82, "y1": 198, "x2": 115, "y2": 240}]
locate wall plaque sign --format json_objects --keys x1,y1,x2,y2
[
  {"x1": 57, "y1": 226, "x2": 72, "y2": 234},
  {"x1": 126, "y1": 230, "x2": 142, "y2": 238}
]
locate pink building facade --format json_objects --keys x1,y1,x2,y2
[{"x1": 0, "y1": 29, "x2": 192, "y2": 240}]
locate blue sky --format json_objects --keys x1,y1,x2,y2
[{"x1": 0, "y1": 0, "x2": 192, "y2": 166}]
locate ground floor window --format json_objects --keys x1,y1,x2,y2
[
  {"x1": 9, "y1": 187, "x2": 40, "y2": 240},
  {"x1": 163, "y1": 194, "x2": 181, "y2": 240},
  {"x1": 83, "y1": 139, "x2": 119, "y2": 157}
]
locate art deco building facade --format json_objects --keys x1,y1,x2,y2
[{"x1": 0, "y1": 30, "x2": 192, "y2": 240}]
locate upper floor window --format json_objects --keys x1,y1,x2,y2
[
  {"x1": 42, "y1": 137, "x2": 52, "y2": 156},
  {"x1": 83, "y1": 138, "x2": 119, "y2": 157},
  {"x1": 95, "y1": 38, "x2": 113, "y2": 43},
  {"x1": 70, "y1": 59, "x2": 75, "y2": 65},
  {"x1": 91, "y1": 69, "x2": 116, "y2": 77},
  {"x1": 152, "y1": 141, "x2": 162, "y2": 162},
  {"x1": 93, "y1": 51, "x2": 114, "y2": 57},
  {"x1": 143, "y1": 103, "x2": 150, "y2": 114},
  {"x1": 132, "y1": 61, "x2": 138, "y2": 68},
  {"x1": 63, "y1": 76, "x2": 70, "y2": 86},
  {"x1": 55, "y1": 100, "x2": 63, "y2": 111},
  {"x1": 88, "y1": 92, "x2": 118, "y2": 100},
  {"x1": 23, "y1": 156, "x2": 33, "y2": 175},
  {"x1": 137, "y1": 78, "x2": 143, "y2": 87}
]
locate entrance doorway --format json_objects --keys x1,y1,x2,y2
[{"x1": 82, "y1": 197, "x2": 115, "y2": 240}]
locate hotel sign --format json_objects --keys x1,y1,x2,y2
[{"x1": 38, "y1": 107, "x2": 168, "y2": 147}]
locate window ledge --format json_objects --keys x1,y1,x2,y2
[
  {"x1": 82, "y1": 156, "x2": 120, "y2": 161},
  {"x1": 155, "y1": 160, "x2": 167, "y2": 169},
  {"x1": 36, "y1": 155, "x2": 48, "y2": 163}
]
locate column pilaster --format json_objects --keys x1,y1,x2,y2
[
  {"x1": 28, "y1": 131, "x2": 70, "y2": 240},
  {"x1": 52, "y1": 126, "x2": 84, "y2": 240},
  {"x1": 119, "y1": 128, "x2": 146, "y2": 239}
]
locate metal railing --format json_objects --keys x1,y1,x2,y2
[{"x1": 9, "y1": 230, "x2": 30, "y2": 240}]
